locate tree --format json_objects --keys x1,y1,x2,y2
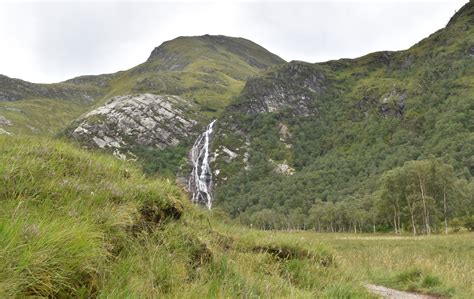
[
  {"x1": 380, "y1": 167, "x2": 404, "y2": 234},
  {"x1": 380, "y1": 159, "x2": 463, "y2": 235}
]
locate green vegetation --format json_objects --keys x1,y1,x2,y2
[
  {"x1": 296, "y1": 232, "x2": 473, "y2": 298},
  {"x1": 0, "y1": 136, "x2": 373, "y2": 298},
  {"x1": 134, "y1": 142, "x2": 192, "y2": 178},
  {"x1": 374, "y1": 269, "x2": 449, "y2": 296},
  {"x1": 0, "y1": 135, "x2": 183, "y2": 296},
  {"x1": 0, "y1": 98, "x2": 89, "y2": 136},
  {"x1": 220, "y1": 159, "x2": 473, "y2": 234},
  {"x1": 379, "y1": 160, "x2": 472, "y2": 235},
  {"x1": 213, "y1": 3, "x2": 474, "y2": 233},
  {"x1": 0, "y1": 132, "x2": 471, "y2": 298},
  {"x1": 0, "y1": 74, "x2": 106, "y2": 136}
]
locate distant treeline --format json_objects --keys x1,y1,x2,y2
[{"x1": 234, "y1": 160, "x2": 473, "y2": 234}]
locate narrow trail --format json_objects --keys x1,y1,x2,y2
[{"x1": 366, "y1": 284, "x2": 439, "y2": 299}]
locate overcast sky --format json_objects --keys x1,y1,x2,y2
[{"x1": 0, "y1": 0, "x2": 468, "y2": 83}]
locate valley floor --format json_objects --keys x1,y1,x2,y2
[{"x1": 256, "y1": 230, "x2": 473, "y2": 298}]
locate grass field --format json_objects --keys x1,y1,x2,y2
[{"x1": 258, "y1": 231, "x2": 474, "y2": 298}]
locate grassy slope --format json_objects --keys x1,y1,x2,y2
[
  {"x1": 0, "y1": 136, "x2": 372, "y2": 298},
  {"x1": 213, "y1": 3, "x2": 474, "y2": 219},
  {"x1": 0, "y1": 35, "x2": 285, "y2": 137},
  {"x1": 0, "y1": 98, "x2": 88, "y2": 136},
  {"x1": 0, "y1": 74, "x2": 109, "y2": 136}
]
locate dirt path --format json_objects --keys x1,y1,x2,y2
[{"x1": 366, "y1": 284, "x2": 438, "y2": 299}]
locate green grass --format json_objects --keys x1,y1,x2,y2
[
  {"x1": 0, "y1": 135, "x2": 184, "y2": 296},
  {"x1": 0, "y1": 135, "x2": 373, "y2": 298},
  {"x1": 283, "y1": 232, "x2": 474, "y2": 298},
  {"x1": 0, "y1": 98, "x2": 89, "y2": 136}
]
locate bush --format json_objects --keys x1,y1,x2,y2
[{"x1": 462, "y1": 215, "x2": 474, "y2": 231}]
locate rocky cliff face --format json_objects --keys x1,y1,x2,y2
[
  {"x1": 233, "y1": 61, "x2": 329, "y2": 115},
  {"x1": 70, "y1": 94, "x2": 200, "y2": 158},
  {"x1": 0, "y1": 115, "x2": 12, "y2": 126}
]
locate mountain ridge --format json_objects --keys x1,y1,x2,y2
[{"x1": 0, "y1": 35, "x2": 285, "y2": 136}]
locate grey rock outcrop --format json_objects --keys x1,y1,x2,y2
[
  {"x1": 0, "y1": 115, "x2": 12, "y2": 126},
  {"x1": 233, "y1": 61, "x2": 328, "y2": 115},
  {"x1": 0, "y1": 128, "x2": 13, "y2": 136},
  {"x1": 71, "y1": 93, "x2": 199, "y2": 151},
  {"x1": 357, "y1": 89, "x2": 407, "y2": 119}
]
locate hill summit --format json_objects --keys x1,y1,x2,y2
[{"x1": 147, "y1": 35, "x2": 284, "y2": 70}]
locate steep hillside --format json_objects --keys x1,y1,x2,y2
[
  {"x1": 0, "y1": 35, "x2": 284, "y2": 137},
  {"x1": 0, "y1": 74, "x2": 108, "y2": 135},
  {"x1": 0, "y1": 135, "x2": 374, "y2": 298},
  {"x1": 211, "y1": 2, "x2": 474, "y2": 226}
]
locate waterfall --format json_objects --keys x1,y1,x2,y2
[{"x1": 188, "y1": 120, "x2": 216, "y2": 209}]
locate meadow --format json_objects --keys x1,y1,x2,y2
[{"x1": 272, "y1": 231, "x2": 474, "y2": 298}]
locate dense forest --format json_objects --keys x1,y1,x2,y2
[{"x1": 227, "y1": 160, "x2": 473, "y2": 234}]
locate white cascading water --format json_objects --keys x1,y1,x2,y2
[{"x1": 188, "y1": 120, "x2": 216, "y2": 209}]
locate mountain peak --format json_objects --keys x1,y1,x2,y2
[
  {"x1": 447, "y1": 0, "x2": 474, "y2": 27},
  {"x1": 146, "y1": 34, "x2": 284, "y2": 69},
  {"x1": 148, "y1": 35, "x2": 250, "y2": 58}
]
